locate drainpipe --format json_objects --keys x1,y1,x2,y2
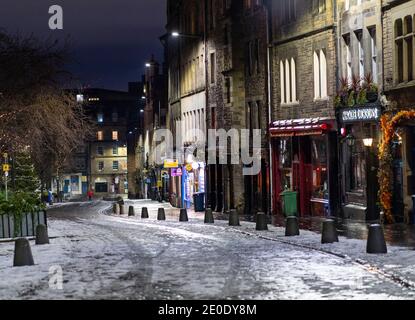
[
  {"x1": 266, "y1": 0, "x2": 274, "y2": 215},
  {"x1": 333, "y1": 0, "x2": 343, "y2": 218},
  {"x1": 204, "y1": 0, "x2": 209, "y2": 212}
]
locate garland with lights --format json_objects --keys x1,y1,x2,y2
[{"x1": 378, "y1": 110, "x2": 415, "y2": 224}]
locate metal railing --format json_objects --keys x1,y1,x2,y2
[{"x1": 0, "y1": 211, "x2": 48, "y2": 239}]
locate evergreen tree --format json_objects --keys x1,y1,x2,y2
[{"x1": 13, "y1": 152, "x2": 40, "y2": 193}]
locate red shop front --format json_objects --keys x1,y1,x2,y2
[{"x1": 270, "y1": 118, "x2": 339, "y2": 218}]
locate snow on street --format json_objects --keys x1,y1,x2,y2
[{"x1": 0, "y1": 200, "x2": 414, "y2": 300}]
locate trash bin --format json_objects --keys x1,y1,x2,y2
[
  {"x1": 280, "y1": 191, "x2": 298, "y2": 217},
  {"x1": 193, "y1": 193, "x2": 205, "y2": 212}
]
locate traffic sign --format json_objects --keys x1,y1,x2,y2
[{"x1": 2, "y1": 164, "x2": 10, "y2": 172}]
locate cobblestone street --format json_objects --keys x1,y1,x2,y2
[{"x1": 0, "y1": 200, "x2": 414, "y2": 300}]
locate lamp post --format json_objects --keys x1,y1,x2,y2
[{"x1": 363, "y1": 137, "x2": 379, "y2": 221}]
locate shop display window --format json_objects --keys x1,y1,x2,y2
[
  {"x1": 279, "y1": 138, "x2": 292, "y2": 190},
  {"x1": 311, "y1": 136, "x2": 328, "y2": 199}
]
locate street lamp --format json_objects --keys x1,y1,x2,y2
[
  {"x1": 364, "y1": 136, "x2": 379, "y2": 221},
  {"x1": 363, "y1": 138, "x2": 374, "y2": 147},
  {"x1": 346, "y1": 134, "x2": 356, "y2": 147},
  {"x1": 170, "y1": 31, "x2": 203, "y2": 39},
  {"x1": 145, "y1": 63, "x2": 151, "y2": 68}
]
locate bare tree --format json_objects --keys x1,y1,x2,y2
[{"x1": 0, "y1": 31, "x2": 93, "y2": 192}]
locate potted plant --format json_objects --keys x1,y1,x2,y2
[
  {"x1": 362, "y1": 73, "x2": 379, "y2": 103},
  {"x1": 334, "y1": 77, "x2": 350, "y2": 108},
  {"x1": 357, "y1": 88, "x2": 368, "y2": 105}
]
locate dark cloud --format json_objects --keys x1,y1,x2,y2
[{"x1": 0, "y1": 0, "x2": 166, "y2": 90}]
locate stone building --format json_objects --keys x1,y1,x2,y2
[
  {"x1": 268, "y1": 0, "x2": 340, "y2": 218},
  {"x1": 204, "y1": 0, "x2": 270, "y2": 215},
  {"x1": 54, "y1": 88, "x2": 140, "y2": 199},
  {"x1": 336, "y1": 0, "x2": 383, "y2": 222},
  {"x1": 381, "y1": 0, "x2": 415, "y2": 223},
  {"x1": 165, "y1": 0, "x2": 207, "y2": 209},
  {"x1": 136, "y1": 56, "x2": 168, "y2": 200}
]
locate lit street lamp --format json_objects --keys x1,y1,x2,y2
[{"x1": 364, "y1": 137, "x2": 379, "y2": 221}]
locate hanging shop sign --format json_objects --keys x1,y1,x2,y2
[
  {"x1": 164, "y1": 159, "x2": 179, "y2": 169},
  {"x1": 171, "y1": 168, "x2": 183, "y2": 177},
  {"x1": 340, "y1": 106, "x2": 381, "y2": 123}
]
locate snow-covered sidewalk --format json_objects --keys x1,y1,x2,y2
[
  {"x1": 0, "y1": 200, "x2": 414, "y2": 300},
  {"x1": 124, "y1": 200, "x2": 415, "y2": 290}
]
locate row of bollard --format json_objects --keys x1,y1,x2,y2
[
  {"x1": 226, "y1": 211, "x2": 387, "y2": 255},
  {"x1": 13, "y1": 224, "x2": 50, "y2": 267},
  {"x1": 115, "y1": 202, "x2": 388, "y2": 255}
]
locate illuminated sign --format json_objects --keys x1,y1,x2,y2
[
  {"x1": 164, "y1": 159, "x2": 179, "y2": 169},
  {"x1": 340, "y1": 106, "x2": 381, "y2": 123},
  {"x1": 171, "y1": 168, "x2": 182, "y2": 177}
]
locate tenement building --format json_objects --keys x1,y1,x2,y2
[
  {"x1": 381, "y1": 0, "x2": 415, "y2": 223},
  {"x1": 268, "y1": 0, "x2": 340, "y2": 218},
  {"x1": 54, "y1": 88, "x2": 139, "y2": 199},
  {"x1": 165, "y1": 0, "x2": 207, "y2": 209},
  {"x1": 336, "y1": 0, "x2": 383, "y2": 222}
]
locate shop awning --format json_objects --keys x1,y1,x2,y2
[{"x1": 269, "y1": 117, "x2": 334, "y2": 138}]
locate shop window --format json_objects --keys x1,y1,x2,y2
[
  {"x1": 345, "y1": 124, "x2": 367, "y2": 194},
  {"x1": 311, "y1": 136, "x2": 328, "y2": 199},
  {"x1": 279, "y1": 138, "x2": 292, "y2": 190}
]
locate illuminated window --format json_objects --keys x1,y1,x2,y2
[
  {"x1": 355, "y1": 30, "x2": 365, "y2": 80},
  {"x1": 280, "y1": 58, "x2": 297, "y2": 104},
  {"x1": 369, "y1": 27, "x2": 377, "y2": 82},
  {"x1": 97, "y1": 131, "x2": 104, "y2": 141},
  {"x1": 314, "y1": 50, "x2": 328, "y2": 99},
  {"x1": 112, "y1": 131, "x2": 118, "y2": 141}
]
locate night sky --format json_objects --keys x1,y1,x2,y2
[{"x1": 0, "y1": 0, "x2": 166, "y2": 91}]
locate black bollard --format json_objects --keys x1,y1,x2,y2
[
  {"x1": 35, "y1": 224, "x2": 50, "y2": 245},
  {"x1": 158, "y1": 208, "x2": 166, "y2": 221},
  {"x1": 179, "y1": 208, "x2": 189, "y2": 222},
  {"x1": 229, "y1": 210, "x2": 240, "y2": 226},
  {"x1": 204, "y1": 208, "x2": 214, "y2": 224},
  {"x1": 119, "y1": 204, "x2": 125, "y2": 215},
  {"x1": 13, "y1": 238, "x2": 35, "y2": 267},
  {"x1": 128, "y1": 206, "x2": 135, "y2": 217},
  {"x1": 367, "y1": 224, "x2": 387, "y2": 254},
  {"x1": 285, "y1": 216, "x2": 300, "y2": 236},
  {"x1": 141, "y1": 207, "x2": 149, "y2": 219},
  {"x1": 321, "y1": 219, "x2": 339, "y2": 244},
  {"x1": 113, "y1": 203, "x2": 120, "y2": 215},
  {"x1": 256, "y1": 212, "x2": 268, "y2": 231}
]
